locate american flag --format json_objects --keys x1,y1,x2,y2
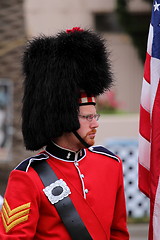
[{"x1": 139, "y1": 1, "x2": 160, "y2": 239}]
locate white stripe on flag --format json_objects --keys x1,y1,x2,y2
[
  {"x1": 141, "y1": 78, "x2": 150, "y2": 112},
  {"x1": 138, "y1": 134, "x2": 150, "y2": 170},
  {"x1": 153, "y1": 176, "x2": 160, "y2": 240},
  {"x1": 150, "y1": 57, "x2": 160, "y2": 113},
  {"x1": 147, "y1": 24, "x2": 153, "y2": 55}
]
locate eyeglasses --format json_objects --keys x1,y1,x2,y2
[{"x1": 78, "y1": 114, "x2": 100, "y2": 122}]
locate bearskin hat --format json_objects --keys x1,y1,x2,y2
[{"x1": 22, "y1": 27, "x2": 113, "y2": 150}]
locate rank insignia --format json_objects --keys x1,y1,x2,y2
[
  {"x1": 43, "y1": 179, "x2": 71, "y2": 204},
  {"x1": 1, "y1": 198, "x2": 31, "y2": 233}
]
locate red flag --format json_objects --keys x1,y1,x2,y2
[{"x1": 139, "y1": 1, "x2": 160, "y2": 239}]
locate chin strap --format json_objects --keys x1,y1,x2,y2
[{"x1": 73, "y1": 131, "x2": 90, "y2": 149}]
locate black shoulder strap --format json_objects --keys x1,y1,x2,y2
[{"x1": 33, "y1": 160, "x2": 92, "y2": 240}]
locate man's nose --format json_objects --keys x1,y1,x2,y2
[{"x1": 90, "y1": 118, "x2": 99, "y2": 128}]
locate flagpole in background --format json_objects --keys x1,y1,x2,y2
[{"x1": 139, "y1": 1, "x2": 160, "y2": 239}]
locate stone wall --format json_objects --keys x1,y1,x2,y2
[{"x1": 0, "y1": 0, "x2": 32, "y2": 195}]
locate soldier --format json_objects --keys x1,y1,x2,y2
[{"x1": 0, "y1": 27, "x2": 129, "y2": 239}]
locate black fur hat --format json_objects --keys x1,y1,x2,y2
[{"x1": 22, "y1": 27, "x2": 113, "y2": 150}]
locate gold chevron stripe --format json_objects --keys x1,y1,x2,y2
[
  {"x1": 2, "y1": 205, "x2": 30, "y2": 224},
  {"x1": 1, "y1": 199, "x2": 31, "y2": 233},
  {"x1": 2, "y1": 213, "x2": 29, "y2": 233},
  {"x1": 3, "y1": 199, "x2": 31, "y2": 216}
]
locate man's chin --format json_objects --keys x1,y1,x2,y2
[{"x1": 85, "y1": 139, "x2": 95, "y2": 147}]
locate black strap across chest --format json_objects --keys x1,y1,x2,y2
[{"x1": 33, "y1": 160, "x2": 92, "y2": 240}]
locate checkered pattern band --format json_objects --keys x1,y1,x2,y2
[{"x1": 79, "y1": 92, "x2": 96, "y2": 106}]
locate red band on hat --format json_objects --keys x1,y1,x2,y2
[
  {"x1": 79, "y1": 92, "x2": 96, "y2": 106},
  {"x1": 66, "y1": 27, "x2": 84, "y2": 33}
]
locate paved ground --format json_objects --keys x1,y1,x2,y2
[{"x1": 128, "y1": 223, "x2": 149, "y2": 240}]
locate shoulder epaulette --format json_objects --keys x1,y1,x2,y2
[
  {"x1": 88, "y1": 145, "x2": 120, "y2": 162},
  {"x1": 15, "y1": 153, "x2": 49, "y2": 172}
]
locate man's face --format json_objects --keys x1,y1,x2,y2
[{"x1": 77, "y1": 105, "x2": 99, "y2": 147}]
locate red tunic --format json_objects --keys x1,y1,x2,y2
[{"x1": 0, "y1": 144, "x2": 129, "y2": 239}]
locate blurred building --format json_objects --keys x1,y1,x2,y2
[
  {"x1": 0, "y1": 0, "x2": 28, "y2": 195},
  {"x1": 0, "y1": 0, "x2": 151, "y2": 205}
]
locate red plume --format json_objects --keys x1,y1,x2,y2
[{"x1": 66, "y1": 27, "x2": 84, "y2": 33}]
